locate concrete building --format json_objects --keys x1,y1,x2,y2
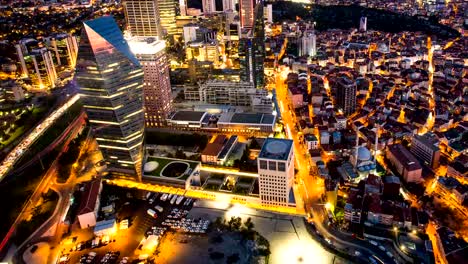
[
  {"x1": 77, "y1": 179, "x2": 102, "y2": 229},
  {"x1": 194, "y1": 80, "x2": 272, "y2": 112},
  {"x1": 202, "y1": 0, "x2": 216, "y2": 14},
  {"x1": 264, "y1": 4, "x2": 273, "y2": 23},
  {"x1": 16, "y1": 34, "x2": 78, "y2": 90},
  {"x1": 305, "y1": 134, "x2": 319, "y2": 150},
  {"x1": 336, "y1": 77, "x2": 357, "y2": 116},
  {"x1": 123, "y1": 0, "x2": 163, "y2": 38},
  {"x1": 411, "y1": 133, "x2": 440, "y2": 169},
  {"x1": 222, "y1": 0, "x2": 235, "y2": 12},
  {"x1": 239, "y1": 0, "x2": 255, "y2": 29},
  {"x1": 217, "y1": 112, "x2": 276, "y2": 133},
  {"x1": 183, "y1": 24, "x2": 199, "y2": 44},
  {"x1": 201, "y1": 135, "x2": 238, "y2": 165},
  {"x1": 76, "y1": 16, "x2": 145, "y2": 179},
  {"x1": 128, "y1": 37, "x2": 173, "y2": 127},
  {"x1": 157, "y1": 0, "x2": 177, "y2": 35},
  {"x1": 179, "y1": 0, "x2": 187, "y2": 16},
  {"x1": 186, "y1": 42, "x2": 220, "y2": 65},
  {"x1": 258, "y1": 138, "x2": 295, "y2": 206},
  {"x1": 386, "y1": 144, "x2": 423, "y2": 183},
  {"x1": 299, "y1": 31, "x2": 316, "y2": 57},
  {"x1": 359, "y1": 16, "x2": 367, "y2": 32}
]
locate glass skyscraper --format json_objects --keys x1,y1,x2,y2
[{"x1": 75, "y1": 16, "x2": 145, "y2": 179}]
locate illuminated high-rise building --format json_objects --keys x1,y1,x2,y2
[
  {"x1": 336, "y1": 77, "x2": 357, "y2": 116},
  {"x1": 158, "y1": 0, "x2": 177, "y2": 35},
  {"x1": 258, "y1": 138, "x2": 295, "y2": 206},
  {"x1": 299, "y1": 31, "x2": 316, "y2": 57},
  {"x1": 222, "y1": 0, "x2": 235, "y2": 11},
  {"x1": 239, "y1": 1, "x2": 264, "y2": 89},
  {"x1": 123, "y1": 0, "x2": 163, "y2": 38},
  {"x1": 239, "y1": 0, "x2": 255, "y2": 29},
  {"x1": 128, "y1": 37, "x2": 173, "y2": 127},
  {"x1": 76, "y1": 16, "x2": 145, "y2": 179},
  {"x1": 202, "y1": 0, "x2": 216, "y2": 14}
]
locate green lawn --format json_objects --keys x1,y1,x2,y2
[{"x1": 145, "y1": 156, "x2": 199, "y2": 181}]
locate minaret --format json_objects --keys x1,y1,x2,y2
[
  {"x1": 354, "y1": 130, "x2": 359, "y2": 167},
  {"x1": 374, "y1": 124, "x2": 379, "y2": 162}
]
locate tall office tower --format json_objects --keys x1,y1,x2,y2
[
  {"x1": 158, "y1": 0, "x2": 177, "y2": 35},
  {"x1": 239, "y1": 0, "x2": 255, "y2": 29},
  {"x1": 336, "y1": 77, "x2": 357, "y2": 116},
  {"x1": 202, "y1": 0, "x2": 216, "y2": 14},
  {"x1": 45, "y1": 34, "x2": 78, "y2": 68},
  {"x1": 179, "y1": 0, "x2": 187, "y2": 16},
  {"x1": 123, "y1": 0, "x2": 163, "y2": 38},
  {"x1": 359, "y1": 16, "x2": 367, "y2": 32},
  {"x1": 299, "y1": 31, "x2": 316, "y2": 57},
  {"x1": 222, "y1": 0, "x2": 235, "y2": 11},
  {"x1": 257, "y1": 138, "x2": 295, "y2": 206},
  {"x1": 76, "y1": 16, "x2": 145, "y2": 179},
  {"x1": 264, "y1": 4, "x2": 272, "y2": 23},
  {"x1": 239, "y1": 36, "x2": 253, "y2": 83},
  {"x1": 128, "y1": 37, "x2": 173, "y2": 127},
  {"x1": 252, "y1": 2, "x2": 265, "y2": 88}
]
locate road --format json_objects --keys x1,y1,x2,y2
[
  {"x1": 0, "y1": 113, "x2": 85, "y2": 256},
  {"x1": 310, "y1": 205, "x2": 398, "y2": 264},
  {"x1": 273, "y1": 67, "x2": 324, "y2": 210},
  {"x1": 0, "y1": 94, "x2": 80, "y2": 182}
]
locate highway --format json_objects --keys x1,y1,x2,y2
[
  {"x1": 0, "y1": 113, "x2": 85, "y2": 255},
  {"x1": 0, "y1": 94, "x2": 80, "y2": 182}
]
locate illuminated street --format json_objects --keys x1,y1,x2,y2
[{"x1": 0, "y1": 94, "x2": 80, "y2": 181}]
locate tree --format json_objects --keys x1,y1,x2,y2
[{"x1": 243, "y1": 217, "x2": 254, "y2": 231}]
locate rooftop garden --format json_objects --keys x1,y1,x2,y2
[{"x1": 144, "y1": 156, "x2": 200, "y2": 181}]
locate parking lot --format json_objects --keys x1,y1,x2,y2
[{"x1": 58, "y1": 186, "x2": 200, "y2": 264}]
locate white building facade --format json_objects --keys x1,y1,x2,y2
[{"x1": 257, "y1": 138, "x2": 295, "y2": 206}]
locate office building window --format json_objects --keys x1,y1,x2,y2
[
  {"x1": 278, "y1": 162, "x2": 286, "y2": 171},
  {"x1": 269, "y1": 161, "x2": 276, "y2": 171}
]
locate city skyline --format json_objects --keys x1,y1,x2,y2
[{"x1": 0, "y1": 1, "x2": 466, "y2": 263}]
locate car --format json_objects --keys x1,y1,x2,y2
[
  {"x1": 325, "y1": 238, "x2": 332, "y2": 244},
  {"x1": 354, "y1": 251, "x2": 361, "y2": 256}
]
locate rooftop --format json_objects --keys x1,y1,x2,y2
[
  {"x1": 169, "y1": 111, "x2": 207, "y2": 122},
  {"x1": 77, "y1": 179, "x2": 101, "y2": 215},
  {"x1": 127, "y1": 37, "x2": 166, "y2": 55},
  {"x1": 258, "y1": 138, "x2": 293, "y2": 161},
  {"x1": 388, "y1": 144, "x2": 422, "y2": 171},
  {"x1": 218, "y1": 112, "x2": 276, "y2": 125}
]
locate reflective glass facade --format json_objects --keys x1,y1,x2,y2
[{"x1": 76, "y1": 16, "x2": 145, "y2": 179}]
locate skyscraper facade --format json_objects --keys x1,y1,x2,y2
[
  {"x1": 76, "y1": 16, "x2": 145, "y2": 179},
  {"x1": 222, "y1": 0, "x2": 235, "y2": 11},
  {"x1": 336, "y1": 77, "x2": 357, "y2": 116},
  {"x1": 299, "y1": 31, "x2": 316, "y2": 57},
  {"x1": 128, "y1": 37, "x2": 173, "y2": 127},
  {"x1": 239, "y1": 0, "x2": 255, "y2": 29},
  {"x1": 239, "y1": 1, "x2": 265, "y2": 89},
  {"x1": 202, "y1": 0, "x2": 216, "y2": 14},
  {"x1": 123, "y1": 0, "x2": 163, "y2": 38},
  {"x1": 158, "y1": 0, "x2": 177, "y2": 35}
]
